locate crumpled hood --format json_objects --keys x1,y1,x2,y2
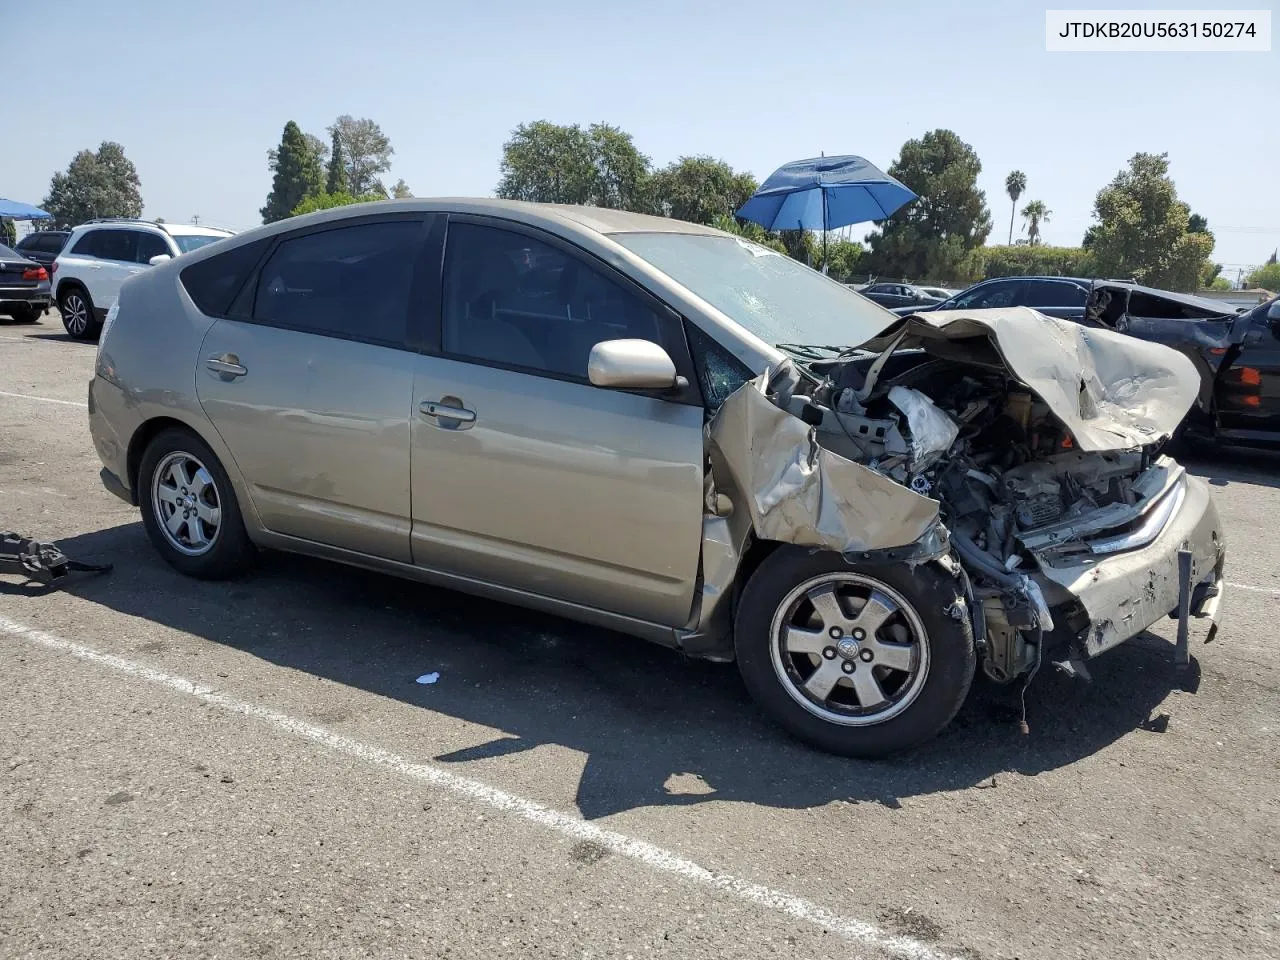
[{"x1": 856, "y1": 306, "x2": 1200, "y2": 451}]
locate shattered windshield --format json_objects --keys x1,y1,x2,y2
[{"x1": 612, "y1": 232, "x2": 896, "y2": 354}]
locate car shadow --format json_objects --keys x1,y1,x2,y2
[
  {"x1": 16, "y1": 522, "x2": 1198, "y2": 820},
  {"x1": 1183, "y1": 445, "x2": 1280, "y2": 491}
]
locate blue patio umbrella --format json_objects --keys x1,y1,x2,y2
[
  {"x1": 0, "y1": 198, "x2": 52, "y2": 221},
  {"x1": 736, "y1": 155, "x2": 916, "y2": 272}
]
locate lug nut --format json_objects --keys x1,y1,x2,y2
[
  {"x1": 860, "y1": 649, "x2": 874, "y2": 662},
  {"x1": 842, "y1": 661, "x2": 855, "y2": 674},
  {"x1": 828, "y1": 627, "x2": 842, "y2": 639},
  {"x1": 823, "y1": 647, "x2": 837, "y2": 660}
]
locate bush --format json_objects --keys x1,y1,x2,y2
[
  {"x1": 290, "y1": 190, "x2": 383, "y2": 217},
  {"x1": 980, "y1": 244, "x2": 1095, "y2": 279}
]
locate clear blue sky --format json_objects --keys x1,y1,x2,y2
[{"x1": 7, "y1": 0, "x2": 1276, "y2": 276}]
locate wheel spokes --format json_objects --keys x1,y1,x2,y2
[
  {"x1": 851, "y1": 591, "x2": 896, "y2": 639},
  {"x1": 783, "y1": 625, "x2": 829, "y2": 656},
  {"x1": 164, "y1": 508, "x2": 186, "y2": 537},
  {"x1": 849, "y1": 667, "x2": 888, "y2": 709},
  {"x1": 806, "y1": 584, "x2": 849, "y2": 633},
  {"x1": 868, "y1": 638, "x2": 914, "y2": 673},
  {"x1": 803, "y1": 658, "x2": 845, "y2": 700}
]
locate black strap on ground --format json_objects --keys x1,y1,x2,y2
[{"x1": 0, "y1": 531, "x2": 112, "y2": 586}]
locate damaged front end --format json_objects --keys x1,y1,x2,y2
[{"x1": 697, "y1": 306, "x2": 1227, "y2": 685}]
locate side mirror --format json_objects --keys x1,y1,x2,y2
[
  {"x1": 588, "y1": 339, "x2": 680, "y2": 390},
  {"x1": 1267, "y1": 300, "x2": 1280, "y2": 321},
  {"x1": 148, "y1": 254, "x2": 171, "y2": 266}
]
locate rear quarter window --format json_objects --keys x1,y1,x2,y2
[{"x1": 179, "y1": 237, "x2": 271, "y2": 317}]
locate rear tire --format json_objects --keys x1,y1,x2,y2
[
  {"x1": 735, "y1": 546, "x2": 975, "y2": 757},
  {"x1": 138, "y1": 428, "x2": 254, "y2": 579},
  {"x1": 9, "y1": 304, "x2": 40, "y2": 323},
  {"x1": 58, "y1": 285, "x2": 99, "y2": 340}
]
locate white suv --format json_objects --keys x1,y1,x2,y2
[{"x1": 52, "y1": 219, "x2": 232, "y2": 339}]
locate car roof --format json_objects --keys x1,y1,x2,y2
[
  {"x1": 962, "y1": 275, "x2": 1236, "y2": 315},
  {"x1": 198, "y1": 198, "x2": 726, "y2": 249},
  {"x1": 160, "y1": 223, "x2": 234, "y2": 237}
]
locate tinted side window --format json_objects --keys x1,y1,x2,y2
[
  {"x1": 71, "y1": 232, "x2": 99, "y2": 257},
  {"x1": 1022, "y1": 281, "x2": 1087, "y2": 308},
  {"x1": 180, "y1": 237, "x2": 271, "y2": 317},
  {"x1": 93, "y1": 229, "x2": 138, "y2": 263},
  {"x1": 252, "y1": 220, "x2": 421, "y2": 346},
  {"x1": 135, "y1": 232, "x2": 171, "y2": 264},
  {"x1": 956, "y1": 281, "x2": 1020, "y2": 309},
  {"x1": 442, "y1": 222, "x2": 666, "y2": 379}
]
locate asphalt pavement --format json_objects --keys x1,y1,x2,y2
[{"x1": 2, "y1": 315, "x2": 1277, "y2": 960}]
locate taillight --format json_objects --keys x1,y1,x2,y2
[{"x1": 22, "y1": 266, "x2": 48, "y2": 281}]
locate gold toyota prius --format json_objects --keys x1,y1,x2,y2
[{"x1": 88, "y1": 199, "x2": 1226, "y2": 756}]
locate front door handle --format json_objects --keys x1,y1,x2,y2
[
  {"x1": 419, "y1": 397, "x2": 476, "y2": 428},
  {"x1": 206, "y1": 354, "x2": 247, "y2": 379}
]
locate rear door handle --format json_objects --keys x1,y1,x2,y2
[
  {"x1": 419, "y1": 398, "x2": 475, "y2": 428},
  {"x1": 206, "y1": 355, "x2": 247, "y2": 378}
]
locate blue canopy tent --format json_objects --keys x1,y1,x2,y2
[
  {"x1": 736, "y1": 155, "x2": 916, "y2": 273},
  {"x1": 0, "y1": 198, "x2": 52, "y2": 221}
]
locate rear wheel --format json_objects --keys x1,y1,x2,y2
[
  {"x1": 9, "y1": 304, "x2": 40, "y2": 323},
  {"x1": 735, "y1": 547, "x2": 975, "y2": 757},
  {"x1": 58, "y1": 286, "x2": 98, "y2": 339},
  {"x1": 138, "y1": 428, "x2": 254, "y2": 579}
]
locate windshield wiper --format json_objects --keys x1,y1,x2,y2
[{"x1": 775, "y1": 342, "x2": 848, "y2": 362}]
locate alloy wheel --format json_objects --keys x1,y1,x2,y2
[
  {"x1": 769, "y1": 572, "x2": 931, "y2": 727},
  {"x1": 63, "y1": 293, "x2": 88, "y2": 336},
  {"x1": 151, "y1": 451, "x2": 223, "y2": 557}
]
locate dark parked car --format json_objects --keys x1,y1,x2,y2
[
  {"x1": 14, "y1": 229, "x2": 69, "y2": 276},
  {"x1": 890, "y1": 276, "x2": 1280, "y2": 449},
  {"x1": 0, "y1": 243, "x2": 52, "y2": 322},
  {"x1": 858, "y1": 282, "x2": 944, "y2": 310}
]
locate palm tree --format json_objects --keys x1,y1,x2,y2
[
  {"x1": 1005, "y1": 171, "x2": 1026, "y2": 245},
  {"x1": 1020, "y1": 200, "x2": 1051, "y2": 246}
]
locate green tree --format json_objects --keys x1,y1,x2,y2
[
  {"x1": 1246, "y1": 262, "x2": 1280, "y2": 291},
  {"x1": 819, "y1": 235, "x2": 865, "y2": 281},
  {"x1": 325, "y1": 129, "x2": 348, "y2": 194},
  {"x1": 390, "y1": 179, "x2": 412, "y2": 199},
  {"x1": 496, "y1": 120, "x2": 650, "y2": 209},
  {"x1": 1188, "y1": 212, "x2": 1209, "y2": 233},
  {"x1": 328, "y1": 115, "x2": 394, "y2": 197},
  {"x1": 1005, "y1": 170, "x2": 1026, "y2": 245},
  {"x1": 0, "y1": 219, "x2": 15, "y2": 247},
  {"x1": 1209, "y1": 276, "x2": 1232, "y2": 291},
  {"x1": 1020, "y1": 200, "x2": 1051, "y2": 245},
  {"x1": 864, "y1": 130, "x2": 992, "y2": 284},
  {"x1": 290, "y1": 191, "x2": 384, "y2": 217},
  {"x1": 261, "y1": 121, "x2": 325, "y2": 224},
  {"x1": 647, "y1": 156, "x2": 758, "y2": 224},
  {"x1": 42, "y1": 141, "x2": 144, "y2": 228},
  {"x1": 709, "y1": 214, "x2": 787, "y2": 254},
  {"x1": 1085, "y1": 152, "x2": 1215, "y2": 292}
]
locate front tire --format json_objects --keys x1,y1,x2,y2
[
  {"x1": 58, "y1": 285, "x2": 99, "y2": 340},
  {"x1": 735, "y1": 546, "x2": 975, "y2": 757},
  {"x1": 138, "y1": 428, "x2": 254, "y2": 579}
]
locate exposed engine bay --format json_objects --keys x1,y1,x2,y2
[{"x1": 742, "y1": 312, "x2": 1219, "y2": 693}]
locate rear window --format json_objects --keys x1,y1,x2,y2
[
  {"x1": 172, "y1": 234, "x2": 228, "y2": 254},
  {"x1": 179, "y1": 237, "x2": 270, "y2": 317}
]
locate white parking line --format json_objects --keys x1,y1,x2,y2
[
  {"x1": 1227, "y1": 581, "x2": 1280, "y2": 597},
  {"x1": 0, "y1": 612, "x2": 954, "y2": 960},
  {"x1": 0, "y1": 389, "x2": 87, "y2": 408}
]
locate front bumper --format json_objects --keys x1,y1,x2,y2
[{"x1": 1028, "y1": 470, "x2": 1225, "y2": 657}]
